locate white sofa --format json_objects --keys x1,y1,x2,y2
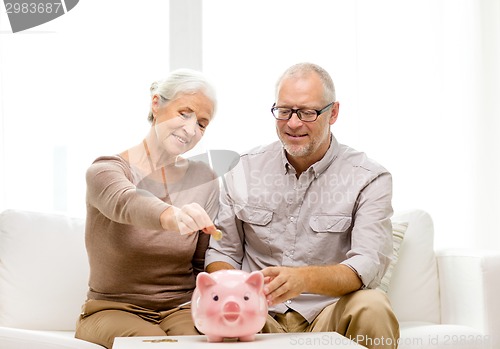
[{"x1": 0, "y1": 208, "x2": 499, "y2": 349}]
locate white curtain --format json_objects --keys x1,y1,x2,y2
[{"x1": 0, "y1": 0, "x2": 499, "y2": 249}]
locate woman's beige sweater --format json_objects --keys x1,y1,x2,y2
[{"x1": 84, "y1": 155, "x2": 219, "y2": 311}]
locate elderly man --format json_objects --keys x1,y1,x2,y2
[{"x1": 206, "y1": 62, "x2": 399, "y2": 349}]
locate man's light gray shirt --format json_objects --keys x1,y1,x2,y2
[{"x1": 205, "y1": 135, "x2": 393, "y2": 322}]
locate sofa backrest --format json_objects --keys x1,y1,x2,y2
[
  {"x1": 388, "y1": 209, "x2": 440, "y2": 324},
  {"x1": 0, "y1": 209, "x2": 88, "y2": 331}
]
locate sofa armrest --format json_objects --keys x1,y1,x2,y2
[{"x1": 437, "y1": 249, "x2": 500, "y2": 348}]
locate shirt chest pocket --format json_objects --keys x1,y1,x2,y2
[
  {"x1": 235, "y1": 206, "x2": 274, "y2": 252},
  {"x1": 235, "y1": 206, "x2": 273, "y2": 226},
  {"x1": 309, "y1": 215, "x2": 352, "y2": 233},
  {"x1": 307, "y1": 215, "x2": 352, "y2": 265}
]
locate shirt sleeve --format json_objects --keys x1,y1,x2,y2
[
  {"x1": 204, "y1": 170, "x2": 246, "y2": 270},
  {"x1": 340, "y1": 171, "x2": 394, "y2": 289}
]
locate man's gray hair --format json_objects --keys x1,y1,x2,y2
[{"x1": 275, "y1": 62, "x2": 336, "y2": 103}]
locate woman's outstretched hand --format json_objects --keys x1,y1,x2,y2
[{"x1": 160, "y1": 203, "x2": 218, "y2": 237}]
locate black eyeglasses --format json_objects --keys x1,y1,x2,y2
[{"x1": 271, "y1": 102, "x2": 334, "y2": 122}]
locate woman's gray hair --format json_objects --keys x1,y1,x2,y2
[
  {"x1": 148, "y1": 68, "x2": 217, "y2": 123},
  {"x1": 275, "y1": 62, "x2": 336, "y2": 103}
]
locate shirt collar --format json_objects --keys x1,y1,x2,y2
[
  {"x1": 281, "y1": 149, "x2": 294, "y2": 175},
  {"x1": 281, "y1": 133, "x2": 339, "y2": 177}
]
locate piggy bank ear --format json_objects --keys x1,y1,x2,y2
[
  {"x1": 245, "y1": 271, "x2": 264, "y2": 291},
  {"x1": 196, "y1": 272, "x2": 217, "y2": 294}
]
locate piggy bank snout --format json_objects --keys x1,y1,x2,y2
[{"x1": 222, "y1": 301, "x2": 240, "y2": 322}]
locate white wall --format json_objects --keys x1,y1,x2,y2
[
  {"x1": 201, "y1": 0, "x2": 500, "y2": 250},
  {"x1": 0, "y1": 0, "x2": 169, "y2": 215}
]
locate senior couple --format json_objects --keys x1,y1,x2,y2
[{"x1": 75, "y1": 63, "x2": 399, "y2": 349}]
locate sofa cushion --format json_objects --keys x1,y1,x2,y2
[
  {"x1": 378, "y1": 221, "x2": 408, "y2": 293},
  {"x1": 388, "y1": 209, "x2": 440, "y2": 323},
  {"x1": 0, "y1": 209, "x2": 88, "y2": 331},
  {"x1": 398, "y1": 322, "x2": 489, "y2": 349}
]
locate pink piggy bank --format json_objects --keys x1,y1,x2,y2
[{"x1": 191, "y1": 269, "x2": 268, "y2": 342}]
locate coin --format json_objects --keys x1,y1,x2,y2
[
  {"x1": 212, "y1": 229, "x2": 223, "y2": 241},
  {"x1": 143, "y1": 338, "x2": 178, "y2": 343}
]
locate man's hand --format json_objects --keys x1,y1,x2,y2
[
  {"x1": 261, "y1": 264, "x2": 363, "y2": 306},
  {"x1": 261, "y1": 266, "x2": 308, "y2": 306},
  {"x1": 160, "y1": 203, "x2": 216, "y2": 236}
]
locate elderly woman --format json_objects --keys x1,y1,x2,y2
[{"x1": 75, "y1": 69, "x2": 220, "y2": 348}]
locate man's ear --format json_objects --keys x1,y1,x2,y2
[{"x1": 329, "y1": 101, "x2": 340, "y2": 126}]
